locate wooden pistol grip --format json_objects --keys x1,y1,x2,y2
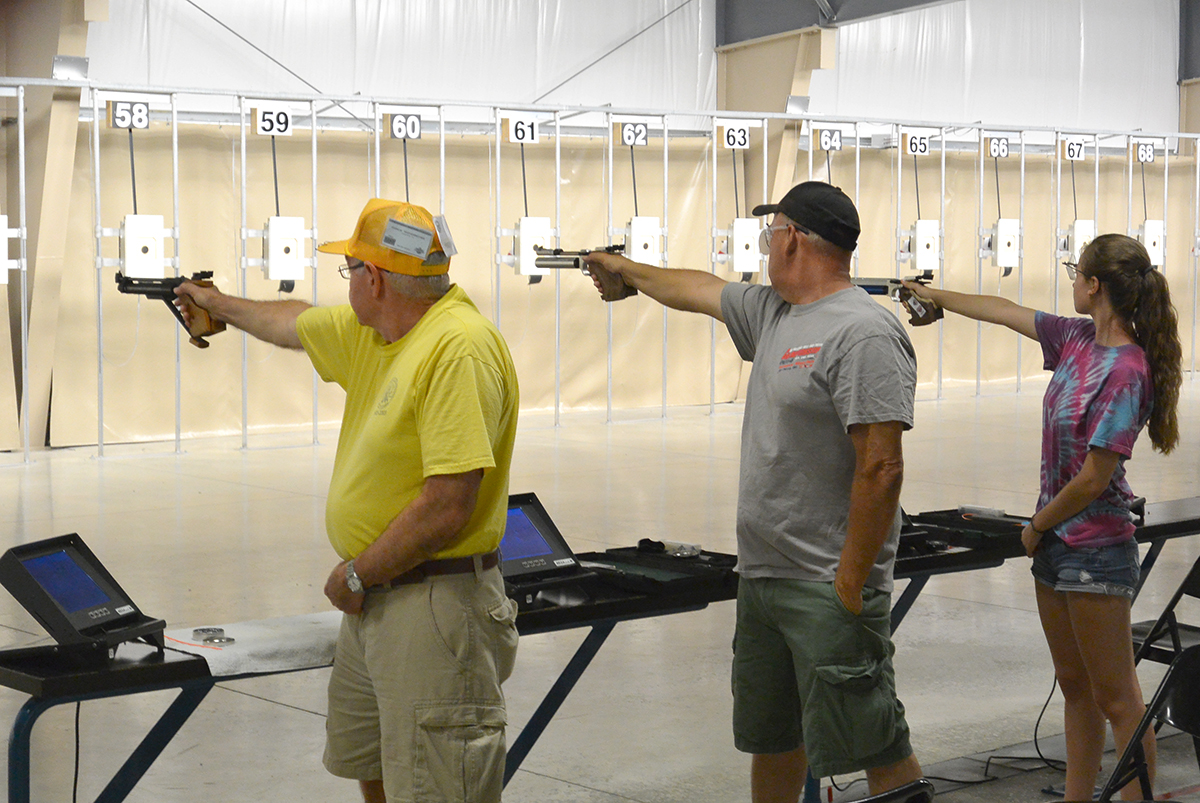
[
  {"x1": 590, "y1": 263, "x2": 638, "y2": 302},
  {"x1": 181, "y1": 280, "x2": 226, "y2": 348},
  {"x1": 898, "y1": 287, "x2": 943, "y2": 327}
]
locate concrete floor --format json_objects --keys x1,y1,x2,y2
[{"x1": 1, "y1": 381, "x2": 1200, "y2": 801}]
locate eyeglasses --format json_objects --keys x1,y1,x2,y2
[
  {"x1": 1063, "y1": 261, "x2": 1079, "y2": 280},
  {"x1": 758, "y1": 222, "x2": 811, "y2": 255},
  {"x1": 338, "y1": 261, "x2": 365, "y2": 279}
]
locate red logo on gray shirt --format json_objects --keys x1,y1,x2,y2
[{"x1": 780, "y1": 343, "x2": 821, "y2": 371}]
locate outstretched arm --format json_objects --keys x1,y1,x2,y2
[
  {"x1": 175, "y1": 281, "x2": 310, "y2": 349},
  {"x1": 585, "y1": 252, "x2": 727, "y2": 322},
  {"x1": 901, "y1": 282, "x2": 1039, "y2": 341}
]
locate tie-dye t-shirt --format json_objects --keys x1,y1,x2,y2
[{"x1": 1035, "y1": 312, "x2": 1152, "y2": 548}]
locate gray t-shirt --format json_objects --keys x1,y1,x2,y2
[{"x1": 721, "y1": 283, "x2": 917, "y2": 592}]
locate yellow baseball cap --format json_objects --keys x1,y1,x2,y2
[{"x1": 316, "y1": 198, "x2": 452, "y2": 276}]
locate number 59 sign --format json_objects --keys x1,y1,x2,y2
[{"x1": 252, "y1": 105, "x2": 293, "y2": 137}]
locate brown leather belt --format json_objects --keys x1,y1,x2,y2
[{"x1": 383, "y1": 550, "x2": 501, "y2": 589}]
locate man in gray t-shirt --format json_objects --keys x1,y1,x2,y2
[{"x1": 586, "y1": 182, "x2": 923, "y2": 803}]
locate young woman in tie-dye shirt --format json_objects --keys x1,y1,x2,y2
[{"x1": 902, "y1": 234, "x2": 1181, "y2": 801}]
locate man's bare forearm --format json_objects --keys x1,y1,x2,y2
[
  {"x1": 177, "y1": 282, "x2": 309, "y2": 349},
  {"x1": 586, "y1": 253, "x2": 727, "y2": 320},
  {"x1": 351, "y1": 470, "x2": 484, "y2": 586}
]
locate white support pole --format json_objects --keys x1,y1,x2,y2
[
  {"x1": 493, "y1": 107, "x2": 502, "y2": 326},
  {"x1": 1126, "y1": 135, "x2": 1134, "y2": 236},
  {"x1": 311, "y1": 98, "x2": 320, "y2": 445},
  {"x1": 938, "y1": 126, "x2": 946, "y2": 397},
  {"x1": 661, "y1": 113, "x2": 669, "y2": 419},
  {"x1": 709, "y1": 117, "x2": 718, "y2": 415},
  {"x1": 553, "y1": 110, "x2": 562, "y2": 427},
  {"x1": 17, "y1": 86, "x2": 30, "y2": 460},
  {"x1": 239, "y1": 97, "x2": 249, "y2": 449},
  {"x1": 439, "y1": 106, "x2": 446, "y2": 214},
  {"x1": 92, "y1": 90, "x2": 105, "y2": 456},
  {"x1": 1017, "y1": 130, "x2": 1026, "y2": 394},
  {"x1": 171, "y1": 93, "x2": 183, "y2": 453},
  {"x1": 372, "y1": 101, "x2": 381, "y2": 198},
  {"x1": 605, "y1": 111, "x2": 614, "y2": 423},
  {"x1": 1163, "y1": 138, "x2": 1170, "y2": 272},
  {"x1": 975, "y1": 127, "x2": 983, "y2": 396},
  {"x1": 1193, "y1": 136, "x2": 1199, "y2": 379},
  {"x1": 1053, "y1": 129, "x2": 1061, "y2": 317}
]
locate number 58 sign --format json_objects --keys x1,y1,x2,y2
[{"x1": 107, "y1": 100, "x2": 151, "y2": 130}]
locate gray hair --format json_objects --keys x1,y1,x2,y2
[
  {"x1": 384, "y1": 271, "x2": 450, "y2": 300},
  {"x1": 775, "y1": 214, "x2": 851, "y2": 262}
]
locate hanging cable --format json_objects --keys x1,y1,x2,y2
[
  {"x1": 532, "y1": 0, "x2": 697, "y2": 103},
  {"x1": 731, "y1": 149, "x2": 740, "y2": 218},
  {"x1": 994, "y1": 153, "x2": 1003, "y2": 219},
  {"x1": 270, "y1": 135, "x2": 281, "y2": 216},
  {"x1": 913, "y1": 154, "x2": 922, "y2": 220},
  {"x1": 128, "y1": 128, "x2": 138, "y2": 215},
  {"x1": 519, "y1": 143, "x2": 530, "y2": 218},
  {"x1": 403, "y1": 138, "x2": 411, "y2": 203},
  {"x1": 182, "y1": 0, "x2": 371, "y2": 130},
  {"x1": 630, "y1": 144, "x2": 639, "y2": 217},
  {"x1": 1070, "y1": 159, "x2": 1079, "y2": 220},
  {"x1": 1141, "y1": 160, "x2": 1149, "y2": 220},
  {"x1": 268, "y1": 135, "x2": 292, "y2": 292}
]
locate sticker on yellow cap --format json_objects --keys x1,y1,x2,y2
[
  {"x1": 381, "y1": 218, "x2": 433, "y2": 259},
  {"x1": 432, "y1": 215, "x2": 458, "y2": 257}
]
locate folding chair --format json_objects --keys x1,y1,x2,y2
[
  {"x1": 1132, "y1": 553, "x2": 1200, "y2": 665},
  {"x1": 1096, "y1": 644, "x2": 1200, "y2": 802},
  {"x1": 847, "y1": 778, "x2": 935, "y2": 803}
]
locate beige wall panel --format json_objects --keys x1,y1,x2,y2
[
  {"x1": 52, "y1": 125, "x2": 757, "y2": 445},
  {"x1": 46, "y1": 111, "x2": 1200, "y2": 445},
  {"x1": 1182, "y1": 80, "x2": 1200, "y2": 136},
  {"x1": 51, "y1": 123, "x2": 344, "y2": 446}
]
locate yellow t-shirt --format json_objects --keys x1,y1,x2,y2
[{"x1": 296, "y1": 285, "x2": 519, "y2": 561}]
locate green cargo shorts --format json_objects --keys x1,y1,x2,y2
[{"x1": 731, "y1": 576, "x2": 913, "y2": 778}]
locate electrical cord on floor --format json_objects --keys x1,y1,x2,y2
[
  {"x1": 829, "y1": 776, "x2": 867, "y2": 793},
  {"x1": 984, "y1": 674, "x2": 1066, "y2": 777},
  {"x1": 826, "y1": 771, "x2": 995, "y2": 799},
  {"x1": 1032, "y1": 677, "x2": 1067, "y2": 771}
]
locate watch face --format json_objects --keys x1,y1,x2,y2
[{"x1": 346, "y1": 562, "x2": 363, "y2": 593}]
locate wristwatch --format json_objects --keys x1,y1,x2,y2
[{"x1": 345, "y1": 559, "x2": 364, "y2": 594}]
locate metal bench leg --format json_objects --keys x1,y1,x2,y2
[{"x1": 504, "y1": 622, "x2": 616, "y2": 786}]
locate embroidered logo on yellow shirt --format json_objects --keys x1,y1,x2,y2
[{"x1": 374, "y1": 378, "x2": 398, "y2": 415}]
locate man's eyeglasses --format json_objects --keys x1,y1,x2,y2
[
  {"x1": 1062, "y1": 261, "x2": 1079, "y2": 280},
  {"x1": 758, "y1": 222, "x2": 811, "y2": 255},
  {"x1": 338, "y1": 261, "x2": 365, "y2": 279}
]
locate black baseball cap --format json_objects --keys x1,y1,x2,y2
[{"x1": 752, "y1": 181, "x2": 860, "y2": 252}]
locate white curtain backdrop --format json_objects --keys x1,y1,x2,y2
[
  {"x1": 811, "y1": 0, "x2": 1180, "y2": 133},
  {"x1": 85, "y1": 0, "x2": 718, "y2": 112}
]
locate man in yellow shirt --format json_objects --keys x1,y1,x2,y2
[{"x1": 176, "y1": 199, "x2": 520, "y2": 803}]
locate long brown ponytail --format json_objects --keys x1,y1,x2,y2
[{"x1": 1079, "y1": 234, "x2": 1182, "y2": 453}]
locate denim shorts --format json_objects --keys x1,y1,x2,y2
[{"x1": 1030, "y1": 534, "x2": 1140, "y2": 599}]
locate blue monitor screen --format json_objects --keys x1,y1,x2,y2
[
  {"x1": 21, "y1": 550, "x2": 111, "y2": 614},
  {"x1": 502, "y1": 508, "x2": 554, "y2": 561}
]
